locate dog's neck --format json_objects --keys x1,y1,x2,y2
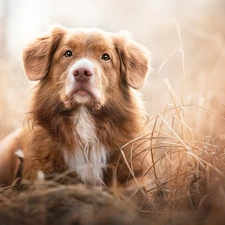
[{"x1": 63, "y1": 106, "x2": 108, "y2": 185}]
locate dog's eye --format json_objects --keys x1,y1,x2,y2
[
  {"x1": 64, "y1": 50, "x2": 73, "y2": 58},
  {"x1": 101, "y1": 53, "x2": 110, "y2": 61}
]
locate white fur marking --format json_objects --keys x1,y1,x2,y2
[
  {"x1": 74, "y1": 94, "x2": 91, "y2": 104},
  {"x1": 65, "y1": 58, "x2": 95, "y2": 96},
  {"x1": 63, "y1": 107, "x2": 107, "y2": 185}
]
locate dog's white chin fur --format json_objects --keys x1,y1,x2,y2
[
  {"x1": 74, "y1": 94, "x2": 92, "y2": 104},
  {"x1": 63, "y1": 107, "x2": 108, "y2": 186}
]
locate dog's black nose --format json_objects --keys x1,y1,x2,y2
[{"x1": 73, "y1": 67, "x2": 93, "y2": 82}]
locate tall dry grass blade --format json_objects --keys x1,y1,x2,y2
[
  {"x1": 158, "y1": 114, "x2": 190, "y2": 151},
  {"x1": 156, "y1": 49, "x2": 182, "y2": 77},
  {"x1": 173, "y1": 115, "x2": 195, "y2": 143},
  {"x1": 173, "y1": 18, "x2": 186, "y2": 88},
  {"x1": 119, "y1": 147, "x2": 146, "y2": 196},
  {"x1": 150, "y1": 114, "x2": 159, "y2": 182},
  {"x1": 164, "y1": 79, "x2": 188, "y2": 142}
]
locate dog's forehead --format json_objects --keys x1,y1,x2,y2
[{"x1": 61, "y1": 28, "x2": 115, "y2": 48}]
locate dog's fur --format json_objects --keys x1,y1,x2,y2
[
  {"x1": 20, "y1": 25, "x2": 151, "y2": 186},
  {"x1": 0, "y1": 129, "x2": 22, "y2": 186}
]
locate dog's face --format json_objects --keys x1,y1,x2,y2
[
  {"x1": 54, "y1": 28, "x2": 123, "y2": 110},
  {"x1": 23, "y1": 25, "x2": 151, "y2": 112}
]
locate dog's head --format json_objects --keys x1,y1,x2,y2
[{"x1": 23, "y1": 25, "x2": 151, "y2": 111}]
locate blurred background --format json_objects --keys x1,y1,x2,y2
[{"x1": 1, "y1": 0, "x2": 225, "y2": 141}]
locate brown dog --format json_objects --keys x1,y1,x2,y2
[{"x1": 1, "y1": 25, "x2": 151, "y2": 187}]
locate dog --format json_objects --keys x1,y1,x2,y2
[{"x1": 1, "y1": 25, "x2": 151, "y2": 187}]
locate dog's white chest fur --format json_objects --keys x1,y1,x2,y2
[{"x1": 63, "y1": 107, "x2": 107, "y2": 185}]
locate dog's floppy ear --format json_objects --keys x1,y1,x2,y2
[
  {"x1": 23, "y1": 25, "x2": 65, "y2": 81},
  {"x1": 114, "y1": 32, "x2": 151, "y2": 89}
]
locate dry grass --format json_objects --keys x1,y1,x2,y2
[{"x1": 1, "y1": 7, "x2": 225, "y2": 225}]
